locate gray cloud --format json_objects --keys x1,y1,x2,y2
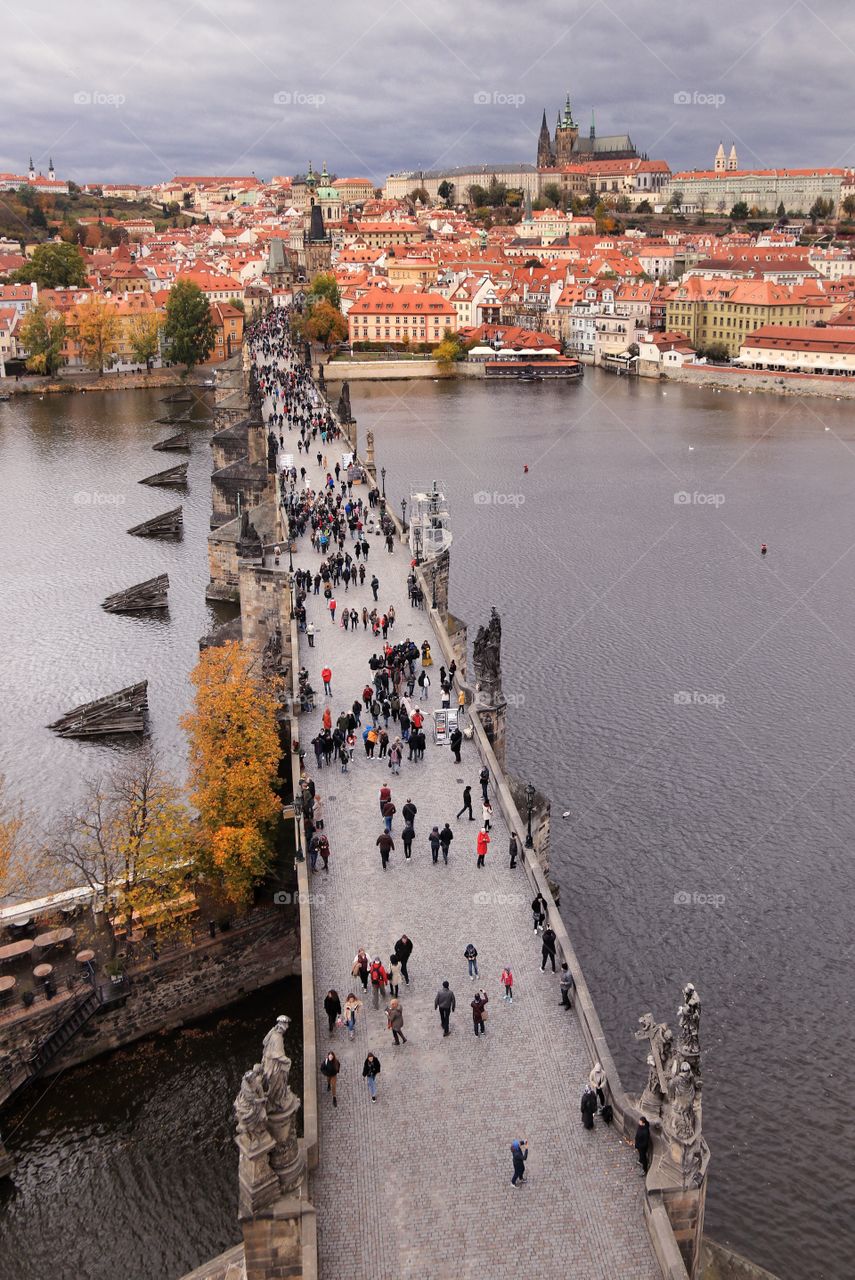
[{"x1": 3, "y1": 0, "x2": 854, "y2": 184}]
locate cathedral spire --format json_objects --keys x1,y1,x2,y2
[{"x1": 590, "y1": 108, "x2": 596, "y2": 140}]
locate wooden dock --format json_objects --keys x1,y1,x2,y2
[{"x1": 102, "y1": 574, "x2": 169, "y2": 612}]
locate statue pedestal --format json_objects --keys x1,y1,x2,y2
[
  {"x1": 267, "y1": 1095, "x2": 305, "y2": 1194},
  {"x1": 475, "y1": 695, "x2": 507, "y2": 769},
  {"x1": 236, "y1": 1131, "x2": 279, "y2": 1218}
]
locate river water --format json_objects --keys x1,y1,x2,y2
[
  {"x1": 350, "y1": 372, "x2": 855, "y2": 1280},
  {"x1": 1, "y1": 374, "x2": 852, "y2": 1279}
]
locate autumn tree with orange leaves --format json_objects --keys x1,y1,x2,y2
[{"x1": 181, "y1": 642, "x2": 281, "y2": 905}]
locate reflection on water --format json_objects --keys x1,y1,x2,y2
[
  {"x1": 353, "y1": 372, "x2": 855, "y2": 1280},
  {"x1": 0, "y1": 981, "x2": 301, "y2": 1280}
]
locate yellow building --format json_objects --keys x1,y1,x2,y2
[{"x1": 665, "y1": 278, "x2": 805, "y2": 356}]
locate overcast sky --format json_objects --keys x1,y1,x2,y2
[{"x1": 4, "y1": 0, "x2": 855, "y2": 186}]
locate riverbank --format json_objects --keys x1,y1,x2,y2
[
  {"x1": 0, "y1": 369, "x2": 215, "y2": 395},
  {"x1": 659, "y1": 362, "x2": 855, "y2": 398}
]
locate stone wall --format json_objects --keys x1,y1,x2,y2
[
  {"x1": 321, "y1": 359, "x2": 453, "y2": 382},
  {"x1": 662, "y1": 364, "x2": 855, "y2": 400},
  {"x1": 0, "y1": 909, "x2": 299, "y2": 1085}
]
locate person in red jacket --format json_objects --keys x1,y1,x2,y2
[
  {"x1": 476, "y1": 827, "x2": 490, "y2": 869},
  {"x1": 321, "y1": 667, "x2": 332, "y2": 696}
]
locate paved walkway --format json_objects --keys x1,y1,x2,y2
[{"x1": 265, "y1": 388, "x2": 659, "y2": 1280}]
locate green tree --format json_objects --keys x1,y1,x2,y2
[
  {"x1": 437, "y1": 180, "x2": 454, "y2": 207},
  {"x1": 18, "y1": 303, "x2": 67, "y2": 374},
  {"x1": 542, "y1": 182, "x2": 562, "y2": 208},
  {"x1": 163, "y1": 280, "x2": 215, "y2": 371},
  {"x1": 307, "y1": 272, "x2": 340, "y2": 312},
  {"x1": 15, "y1": 241, "x2": 87, "y2": 288},
  {"x1": 467, "y1": 183, "x2": 488, "y2": 208},
  {"x1": 615, "y1": 195, "x2": 632, "y2": 213},
  {"x1": 636, "y1": 199, "x2": 652, "y2": 213},
  {"x1": 842, "y1": 195, "x2": 855, "y2": 218},
  {"x1": 809, "y1": 197, "x2": 834, "y2": 222},
  {"x1": 409, "y1": 186, "x2": 429, "y2": 204},
  {"x1": 777, "y1": 201, "x2": 786, "y2": 219},
  {"x1": 669, "y1": 190, "x2": 684, "y2": 212},
  {"x1": 227, "y1": 296, "x2": 245, "y2": 314},
  {"x1": 434, "y1": 330, "x2": 468, "y2": 363},
  {"x1": 730, "y1": 201, "x2": 749, "y2": 220},
  {"x1": 128, "y1": 312, "x2": 162, "y2": 365},
  {"x1": 524, "y1": 257, "x2": 544, "y2": 267},
  {"x1": 700, "y1": 342, "x2": 730, "y2": 362}
]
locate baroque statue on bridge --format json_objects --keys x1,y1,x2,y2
[
  {"x1": 234, "y1": 1064, "x2": 269, "y2": 1144},
  {"x1": 261, "y1": 1015, "x2": 294, "y2": 1112},
  {"x1": 473, "y1": 608, "x2": 503, "y2": 703}
]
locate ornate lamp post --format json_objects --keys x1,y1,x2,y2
[
  {"x1": 381, "y1": 466, "x2": 386, "y2": 499},
  {"x1": 524, "y1": 782, "x2": 536, "y2": 849},
  {"x1": 401, "y1": 497, "x2": 407, "y2": 531}
]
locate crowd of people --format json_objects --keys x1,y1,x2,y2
[{"x1": 247, "y1": 308, "x2": 652, "y2": 1184}]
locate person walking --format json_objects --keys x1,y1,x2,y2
[
  {"x1": 323, "y1": 988, "x2": 342, "y2": 1034},
  {"x1": 439, "y1": 822, "x2": 454, "y2": 864},
  {"x1": 402, "y1": 797, "x2": 417, "y2": 829},
  {"x1": 387, "y1": 952, "x2": 401, "y2": 998},
  {"x1": 306, "y1": 622, "x2": 316, "y2": 648},
  {"x1": 363, "y1": 1052, "x2": 381, "y2": 1102},
  {"x1": 471, "y1": 989, "x2": 488, "y2": 1036},
  {"x1": 386, "y1": 998, "x2": 407, "y2": 1045},
  {"x1": 509, "y1": 833, "x2": 520, "y2": 869},
  {"x1": 321, "y1": 666, "x2": 332, "y2": 697},
  {"x1": 376, "y1": 829, "x2": 394, "y2": 871},
  {"x1": 329, "y1": 597, "x2": 337, "y2": 623},
  {"x1": 417, "y1": 669, "x2": 430, "y2": 701},
  {"x1": 394, "y1": 934, "x2": 413, "y2": 985},
  {"x1": 320, "y1": 1051, "x2": 341, "y2": 1107},
  {"x1": 428, "y1": 825, "x2": 441, "y2": 863},
  {"x1": 401, "y1": 820, "x2": 415, "y2": 860},
  {"x1": 378, "y1": 783, "x2": 391, "y2": 816},
  {"x1": 449, "y1": 726, "x2": 463, "y2": 764},
  {"x1": 589, "y1": 1062, "x2": 608, "y2": 1109},
  {"x1": 343, "y1": 992, "x2": 362, "y2": 1040},
  {"x1": 531, "y1": 893, "x2": 547, "y2": 933},
  {"x1": 540, "y1": 924, "x2": 557, "y2": 972},
  {"x1": 389, "y1": 739, "x2": 402, "y2": 775},
  {"x1": 479, "y1": 766, "x2": 489, "y2": 803},
  {"x1": 581, "y1": 1084, "x2": 598, "y2": 1130},
  {"x1": 457, "y1": 785, "x2": 474, "y2": 821},
  {"x1": 464, "y1": 942, "x2": 479, "y2": 980},
  {"x1": 434, "y1": 981, "x2": 455, "y2": 1036},
  {"x1": 634, "y1": 1116, "x2": 652, "y2": 1174},
  {"x1": 369, "y1": 956, "x2": 388, "y2": 1008},
  {"x1": 352, "y1": 949, "x2": 370, "y2": 994},
  {"x1": 559, "y1": 962, "x2": 576, "y2": 1010},
  {"x1": 382, "y1": 799, "x2": 396, "y2": 833},
  {"x1": 476, "y1": 826, "x2": 490, "y2": 869},
  {"x1": 510, "y1": 1138, "x2": 528, "y2": 1187},
  {"x1": 501, "y1": 967, "x2": 514, "y2": 1003},
  {"x1": 370, "y1": 575, "x2": 379, "y2": 601},
  {"x1": 482, "y1": 800, "x2": 493, "y2": 831}
]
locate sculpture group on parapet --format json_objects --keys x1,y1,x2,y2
[
  {"x1": 472, "y1": 606, "x2": 503, "y2": 705},
  {"x1": 233, "y1": 1015, "x2": 305, "y2": 1214},
  {"x1": 635, "y1": 983, "x2": 708, "y2": 1186}
]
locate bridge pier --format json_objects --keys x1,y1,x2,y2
[{"x1": 0, "y1": 1131, "x2": 14, "y2": 1179}]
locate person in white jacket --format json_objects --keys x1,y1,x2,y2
[{"x1": 589, "y1": 1062, "x2": 607, "y2": 1109}]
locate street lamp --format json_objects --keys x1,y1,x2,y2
[
  {"x1": 401, "y1": 497, "x2": 407, "y2": 531},
  {"x1": 381, "y1": 466, "x2": 386, "y2": 499},
  {"x1": 524, "y1": 782, "x2": 536, "y2": 849}
]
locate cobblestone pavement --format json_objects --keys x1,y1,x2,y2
[{"x1": 269, "y1": 395, "x2": 659, "y2": 1280}]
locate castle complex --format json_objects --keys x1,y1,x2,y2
[{"x1": 537, "y1": 94, "x2": 639, "y2": 166}]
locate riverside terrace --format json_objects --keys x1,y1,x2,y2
[{"x1": 264, "y1": 377, "x2": 663, "y2": 1280}]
